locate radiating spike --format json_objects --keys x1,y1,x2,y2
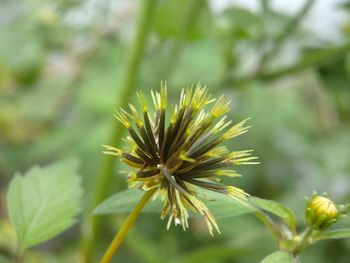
[
  {"x1": 103, "y1": 83, "x2": 257, "y2": 235},
  {"x1": 222, "y1": 118, "x2": 251, "y2": 140},
  {"x1": 114, "y1": 109, "x2": 131, "y2": 128},
  {"x1": 137, "y1": 91, "x2": 148, "y2": 113},
  {"x1": 211, "y1": 96, "x2": 231, "y2": 117}
]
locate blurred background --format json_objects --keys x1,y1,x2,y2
[{"x1": 1, "y1": 0, "x2": 350, "y2": 262}]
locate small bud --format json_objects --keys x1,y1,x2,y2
[{"x1": 305, "y1": 195, "x2": 339, "y2": 230}]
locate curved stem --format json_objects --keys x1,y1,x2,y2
[{"x1": 99, "y1": 189, "x2": 156, "y2": 263}]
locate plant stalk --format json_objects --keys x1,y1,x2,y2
[
  {"x1": 225, "y1": 41, "x2": 350, "y2": 86},
  {"x1": 14, "y1": 250, "x2": 23, "y2": 263},
  {"x1": 98, "y1": 189, "x2": 156, "y2": 263},
  {"x1": 158, "y1": 0, "x2": 204, "y2": 78},
  {"x1": 81, "y1": 0, "x2": 157, "y2": 261},
  {"x1": 292, "y1": 228, "x2": 314, "y2": 256},
  {"x1": 258, "y1": 0, "x2": 315, "y2": 70}
]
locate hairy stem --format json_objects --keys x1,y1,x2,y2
[
  {"x1": 81, "y1": 0, "x2": 157, "y2": 261},
  {"x1": 98, "y1": 189, "x2": 156, "y2": 263}
]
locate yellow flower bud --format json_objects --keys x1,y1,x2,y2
[{"x1": 306, "y1": 195, "x2": 339, "y2": 230}]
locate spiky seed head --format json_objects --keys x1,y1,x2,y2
[{"x1": 103, "y1": 82, "x2": 257, "y2": 235}]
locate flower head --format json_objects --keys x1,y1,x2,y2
[
  {"x1": 103, "y1": 82, "x2": 258, "y2": 235},
  {"x1": 305, "y1": 194, "x2": 339, "y2": 230}
]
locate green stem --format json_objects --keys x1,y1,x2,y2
[
  {"x1": 98, "y1": 189, "x2": 156, "y2": 263},
  {"x1": 158, "y1": 0, "x2": 204, "y2": 78},
  {"x1": 12, "y1": 242, "x2": 24, "y2": 263},
  {"x1": 274, "y1": 0, "x2": 314, "y2": 47},
  {"x1": 81, "y1": 0, "x2": 157, "y2": 261},
  {"x1": 226, "y1": 41, "x2": 350, "y2": 86},
  {"x1": 260, "y1": 42, "x2": 350, "y2": 80},
  {"x1": 258, "y1": 0, "x2": 315, "y2": 72},
  {"x1": 292, "y1": 228, "x2": 313, "y2": 257},
  {"x1": 260, "y1": 0, "x2": 271, "y2": 14},
  {"x1": 14, "y1": 250, "x2": 23, "y2": 263}
]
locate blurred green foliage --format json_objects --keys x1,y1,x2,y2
[{"x1": 1, "y1": 0, "x2": 350, "y2": 262}]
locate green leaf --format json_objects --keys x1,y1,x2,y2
[
  {"x1": 7, "y1": 159, "x2": 83, "y2": 252},
  {"x1": 94, "y1": 189, "x2": 162, "y2": 215},
  {"x1": 260, "y1": 251, "x2": 293, "y2": 263},
  {"x1": 318, "y1": 228, "x2": 350, "y2": 240},
  {"x1": 249, "y1": 197, "x2": 296, "y2": 231},
  {"x1": 94, "y1": 188, "x2": 255, "y2": 219}
]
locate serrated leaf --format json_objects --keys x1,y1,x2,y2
[
  {"x1": 249, "y1": 197, "x2": 296, "y2": 231},
  {"x1": 94, "y1": 188, "x2": 255, "y2": 219},
  {"x1": 260, "y1": 251, "x2": 293, "y2": 263},
  {"x1": 7, "y1": 159, "x2": 83, "y2": 252},
  {"x1": 318, "y1": 228, "x2": 350, "y2": 240}
]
